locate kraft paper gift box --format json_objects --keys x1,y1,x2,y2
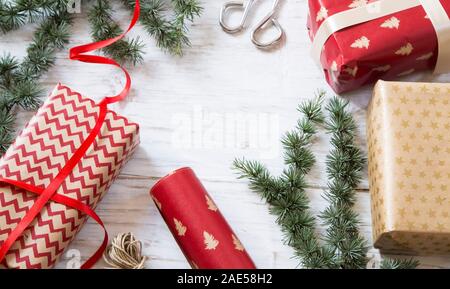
[
  {"x1": 368, "y1": 80, "x2": 450, "y2": 255},
  {"x1": 307, "y1": 0, "x2": 450, "y2": 93},
  {"x1": 0, "y1": 84, "x2": 139, "y2": 268}
]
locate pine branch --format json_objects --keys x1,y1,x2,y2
[
  {"x1": 380, "y1": 258, "x2": 419, "y2": 269},
  {"x1": 0, "y1": 0, "x2": 59, "y2": 33},
  {"x1": 172, "y1": 0, "x2": 202, "y2": 22},
  {"x1": 122, "y1": 0, "x2": 202, "y2": 55},
  {"x1": 234, "y1": 95, "x2": 337, "y2": 269},
  {"x1": 0, "y1": 4, "x2": 71, "y2": 154},
  {"x1": 319, "y1": 96, "x2": 368, "y2": 269},
  {"x1": 88, "y1": 0, "x2": 144, "y2": 65},
  {"x1": 0, "y1": 53, "x2": 19, "y2": 89}
]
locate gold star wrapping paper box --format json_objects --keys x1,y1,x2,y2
[{"x1": 368, "y1": 80, "x2": 450, "y2": 255}]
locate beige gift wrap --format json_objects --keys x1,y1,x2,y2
[
  {"x1": 0, "y1": 84, "x2": 139, "y2": 268},
  {"x1": 368, "y1": 80, "x2": 450, "y2": 255}
]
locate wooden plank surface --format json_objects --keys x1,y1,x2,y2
[{"x1": 2, "y1": 0, "x2": 450, "y2": 269}]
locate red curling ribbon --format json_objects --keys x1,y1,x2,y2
[{"x1": 0, "y1": 0, "x2": 141, "y2": 269}]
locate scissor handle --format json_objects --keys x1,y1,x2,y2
[
  {"x1": 251, "y1": 0, "x2": 284, "y2": 49},
  {"x1": 251, "y1": 18, "x2": 284, "y2": 49},
  {"x1": 219, "y1": 0, "x2": 256, "y2": 34}
]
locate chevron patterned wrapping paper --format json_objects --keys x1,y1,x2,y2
[{"x1": 0, "y1": 84, "x2": 140, "y2": 268}]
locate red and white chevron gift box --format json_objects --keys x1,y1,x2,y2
[{"x1": 0, "y1": 84, "x2": 139, "y2": 268}]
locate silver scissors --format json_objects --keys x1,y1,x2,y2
[{"x1": 219, "y1": 0, "x2": 285, "y2": 49}]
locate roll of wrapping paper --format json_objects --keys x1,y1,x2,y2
[{"x1": 149, "y1": 167, "x2": 256, "y2": 269}]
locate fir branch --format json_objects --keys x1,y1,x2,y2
[
  {"x1": 380, "y1": 258, "x2": 419, "y2": 269},
  {"x1": 172, "y1": 0, "x2": 202, "y2": 22},
  {"x1": 0, "y1": 53, "x2": 19, "y2": 89},
  {"x1": 319, "y1": 96, "x2": 368, "y2": 269},
  {"x1": 14, "y1": 9, "x2": 71, "y2": 108},
  {"x1": 122, "y1": 0, "x2": 202, "y2": 55},
  {"x1": 234, "y1": 96, "x2": 336, "y2": 269},
  {"x1": 88, "y1": 0, "x2": 144, "y2": 65},
  {"x1": 0, "y1": 0, "x2": 58, "y2": 33},
  {"x1": 0, "y1": 5, "x2": 71, "y2": 154}
]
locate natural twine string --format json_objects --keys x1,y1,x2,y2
[{"x1": 103, "y1": 232, "x2": 147, "y2": 269}]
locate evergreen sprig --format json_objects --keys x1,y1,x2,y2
[
  {"x1": 234, "y1": 93, "x2": 337, "y2": 269},
  {"x1": 233, "y1": 93, "x2": 419, "y2": 269},
  {"x1": 319, "y1": 97, "x2": 368, "y2": 268},
  {"x1": 122, "y1": 0, "x2": 202, "y2": 55},
  {"x1": 88, "y1": 0, "x2": 144, "y2": 65},
  {"x1": 380, "y1": 258, "x2": 419, "y2": 269},
  {"x1": 0, "y1": 4, "x2": 71, "y2": 153},
  {"x1": 0, "y1": 0, "x2": 54, "y2": 32}
]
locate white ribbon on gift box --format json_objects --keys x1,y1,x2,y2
[{"x1": 311, "y1": 0, "x2": 450, "y2": 74}]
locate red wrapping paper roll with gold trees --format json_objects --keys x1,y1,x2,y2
[{"x1": 150, "y1": 167, "x2": 256, "y2": 269}]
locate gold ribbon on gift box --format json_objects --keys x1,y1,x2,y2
[{"x1": 311, "y1": 0, "x2": 450, "y2": 74}]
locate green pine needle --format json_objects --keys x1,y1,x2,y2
[
  {"x1": 0, "y1": 53, "x2": 19, "y2": 89},
  {"x1": 0, "y1": 1, "x2": 71, "y2": 154},
  {"x1": 0, "y1": 0, "x2": 60, "y2": 33},
  {"x1": 172, "y1": 0, "x2": 202, "y2": 22},
  {"x1": 380, "y1": 258, "x2": 419, "y2": 269},
  {"x1": 0, "y1": 129, "x2": 14, "y2": 153},
  {"x1": 88, "y1": 0, "x2": 145, "y2": 65},
  {"x1": 234, "y1": 96, "x2": 335, "y2": 269},
  {"x1": 10, "y1": 80, "x2": 43, "y2": 110},
  {"x1": 122, "y1": 0, "x2": 202, "y2": 55},
  {"x1": 0, "y1": 108, "x2": 15, "y2": 134}
]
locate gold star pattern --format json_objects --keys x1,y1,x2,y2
[
  {"x1": 402, "y1": 143, "x2": 411, "y2": 152},
  {"x1": 429, "y1": 96, "x2": 438, "y2": 105},
  {"x1": 421, "y1": 109, "x2": 430, "y2": 117},
  {"x1": 368, "y1": 82, "x2": 450, "y2": 255},
  {"x1": 405, "y1": 194, "x2": 414, "y2": 203},
  {"x1": 420, "y1": 85, "x2": 429, "y2": 93},
  {"x1": 435, "y1": 196, "x2": 445, "y2": 205}
]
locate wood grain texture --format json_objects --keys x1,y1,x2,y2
[{"x1": 2, "y1": 0, "x2": 450, "y2": 269}]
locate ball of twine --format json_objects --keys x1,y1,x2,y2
[{"x1": 103, "y1": 232, "x2": 147, "y2": 269}]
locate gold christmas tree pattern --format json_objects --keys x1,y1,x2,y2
[
  {"x1": 348, "y1": 0, "x2": 367, "y2": 8},
  {"x1": 316, "y1": 6, "x2": 328, "y2": 22},
  {"x1": 232, "y1": 234, "x2": 245, "y2": 251},
  {"x1": 152, "y1": 195, "x2": 162, "y2": 210},
  {"x1": 380, "y1": 17, "x2": 400, "y2": 29},
  {"x1": 174, "y1": 218, "x2": 187, "y2": 236},
  {"x1": 395, "y1": 43, "x2": 414, "y2": 56},
  {"x1": 205, "y1": 195, "x2": 218, "y2": 212},
  {"x1": 203, "y1": 231, "x2": 219, "y2": 250},
  {"x1": 368, "y1": 81, "x2": 450, "y2": 255},
  {"x1": 351, "y1": 36, "x2": 370, "y2": 49}
]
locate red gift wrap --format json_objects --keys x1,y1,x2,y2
[
  {"x1": 307, "y1": 0, "x2": 450, "y2": 93},
  {"x1": 150, "y1": 167, "x2": 256, "y2": 269}
]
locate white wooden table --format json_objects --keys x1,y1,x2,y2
[{"x1": 3, "y1": 0, "x2": 450, "y2": 269}]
